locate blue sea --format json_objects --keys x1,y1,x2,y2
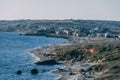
[{"x1": 0, "y1": 32, "x2": 66, "y2": 80}]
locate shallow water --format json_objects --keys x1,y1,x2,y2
[{"x1": 0, "y1": 32, "x2": 66, "y2": 80}]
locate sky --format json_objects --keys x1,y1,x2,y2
[{"x1": 0, "y1": 0, "x2": 120, "y2": 21}]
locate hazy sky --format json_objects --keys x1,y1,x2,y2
[{"x1": 0, "y1": 0, "x2": 120, "y2": 20}]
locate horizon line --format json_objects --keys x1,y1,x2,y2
[{"x1": 0, "y1": 18, "x2": 120, "y2": 22}]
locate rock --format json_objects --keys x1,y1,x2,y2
[
  {"x1": 31, "y1": 69, "x2": 38, "y2": 74},
  {"x1": 80, "y1": 69, "x2": 86, "y2": 72},
  {"x1": 16, "y1": 70, "x2": 22, "y2": 75},
  {"x1": 42, "y1": 69, "x2": 46, "y2": 73},
  {"x1": 69, "y1": 72, "x2": 75, "y2": 75},
  {"x1": 87, "y1": 67, "x2": 93, "y2": 72},
  {"x1": 35, "y1": 59, "x2": 61, "y2": 65}
]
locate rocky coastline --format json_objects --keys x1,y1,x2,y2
[
  {"x1": 0, "y1": 19, "x2": 120, "y2": 80},
  {"x1": 29, "y1": 38, "x2": 120, "y2": 80}
]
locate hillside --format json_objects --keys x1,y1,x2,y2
[
  {"x1": 0, "y1": 19, "x2": 120, "y2": 38},
  {"x1": 30, "y1": 39, "x2": 120, "y2": 80}
]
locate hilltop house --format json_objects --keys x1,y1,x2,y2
[
  {"x1": 73, "y1": 32, "x2": 79, "y2": 37},
  {"x1": 55, "y1": 31, "x2": 59, "y2": 35},
  {"x1": 118, "y1": 34, "x2": 120, "y2": 38},
  {"x1": 116, "y1": 34, "x2": 120, "y2": 39},
  {"x1": 64, "y1": 30, "x2": 69, "y2": 35}
]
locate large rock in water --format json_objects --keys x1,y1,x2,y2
[
  {"x1": 16, "y1": 70, "x2": 22, "y2": 75},
  {"x1": 35, "y1": 59, "x2": 61, "y2": 65},
  {"x1": 31, "y1": 69, "x2": 38, "y2": 74}
]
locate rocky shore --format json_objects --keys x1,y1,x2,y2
[
  {"x1": 53, "y1": 62, "x2": 101, "y2": 80},
  {"x1": 1, "y1": 19, "x2": 120, "y2": 80},
  {"x1": 29, "y1": 38, "x2": 120, "y2": 80}
]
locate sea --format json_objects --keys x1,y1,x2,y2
[{"x1": 0, "y1": 32, "x2": 67, "y2": 80}]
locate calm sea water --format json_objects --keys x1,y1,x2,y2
[{"x1": 0, "y1": 32, "x2": 66, "y2": 80}]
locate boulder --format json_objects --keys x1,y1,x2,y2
[
  {"x1": 16, "y1": 70, "x2": 22, "y2": 75},
  {"x1": 69, "y1": 72, "x2": 75, "y2": 75},
  {"x1": 31, "y1": 68, "x2": 38, "y2": 74},
  {"x1": 35, "y1": 59, "x2": 61, "y2": 65}
]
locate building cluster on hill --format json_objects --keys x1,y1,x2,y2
[{"x1": 0, "y1": 19, "x2": 120, "y2": 39}]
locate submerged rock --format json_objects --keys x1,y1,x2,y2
[
  {"x1": 42, "y1": 69, "x2": 46, "y2": 73},
  {"x1": 16, "y1": 70, "x2": 22, "y2": 75},
  {"x1": 31, "y1": 69, "x2": 38, "y2": 74}
]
